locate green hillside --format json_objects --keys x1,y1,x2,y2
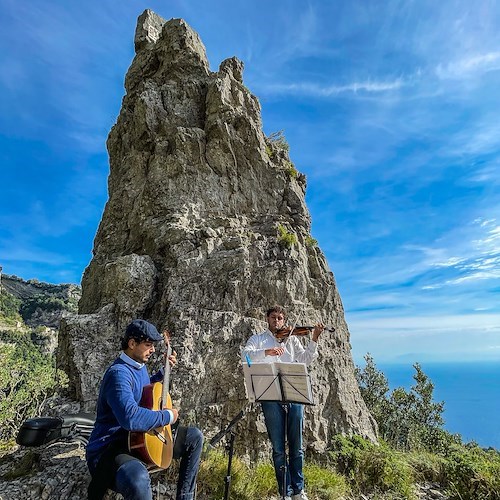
[{"x1": 0, "y1": 277, "x2": 76, "y2": 450}]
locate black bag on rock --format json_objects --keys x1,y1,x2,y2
[{"x1": 16, "y1": 413, "x2": 96, "y2": 447}]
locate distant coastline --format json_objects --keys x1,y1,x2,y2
[{"x1": 380, "y1": 360, "x2": 500, "y2": 449}]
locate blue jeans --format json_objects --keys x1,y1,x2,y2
[
  {"x1": 114, "y1": 459, "x2": 152, "y2": 500},
  {"x1": 175, "y1": 426, "x2": 203, "y2": 500},
  {"x1": 261, "y1": 402, "x2": 304, "y2": 497},
  {"x1": 88, "y1": 427, "x2": 203, "y2": 500}
]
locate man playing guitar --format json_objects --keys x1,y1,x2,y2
[{"x1": 86, "y1": 319, "x2": 202, "y2": 500}]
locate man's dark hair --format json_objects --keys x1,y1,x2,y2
[
  {"x1": 266, "y1": 305, "x2": 286, "y2": 318},
  {"x1": 120, "y1": 335, "x2": 146, "y2": 350}
]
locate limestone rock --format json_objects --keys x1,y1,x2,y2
[
  {"x1": 0, "y1": 442, "x2": 174, "y2": 500},
  {"x1": 59, "y1": 304, "x2": 119, "y2": 405},
  {"x1": 59, "y1": 7, "x2": 377, "y2": 466}
]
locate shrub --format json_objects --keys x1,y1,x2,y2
[
  {"x1": 330, "y1": 435, "x2": 416, "y2": 499},
  {"x1": 267, "y1": 130, "x2": 290, "y2": 152},
  {"x1": 19, "y1": 295, "x2": 70, "y2": 321},
  {"x1": 197, "y1": 451, "x2": 277, "y2": 499},
  {"x1": 0, "y1": 291, "x2": 21, "y2": 321},
  {"x1": 0, "y1": 329, "x2": 67, "y2": 441},
  {"x1": 197, "y1": 449, "x2": 256, "y2": 500},
  {"x1": 285, "y1": 161, "x2": 298, "y2": 178},
  {"x1": 277, "y1": 224, "x2": 297, "y2": 248},
  {"x1": 197, "y1": 450, "x2": 350, "y2": 500},
  {"x1": 359, "y1": 446, "x2": 415, "y2": 498},
  {"x1": 245, "y1": 462, "x2": 276, "y2": 498},
  {"x1": 305, "y1": 236, "x2": 318, "y2": 248},
  {"x1": 406, "y1": 450, "x2": 447, "y2": 484},
  {"x1": 330, "y1": 434, "x2": 373, "y2": 477},
  {"x1": 442, "y1": 443, "x2": 500, "y2": 500},
  {"x1": 265, "y1": 144, "x2": 275, "y2": 159}
]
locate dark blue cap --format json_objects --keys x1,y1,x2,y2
[{"x1": 124, "y1": 319, "x2": 163, "y2": 342}]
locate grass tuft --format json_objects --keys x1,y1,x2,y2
[{"x1": 277, "y1": 224, "x2": 297, "y2": 248}]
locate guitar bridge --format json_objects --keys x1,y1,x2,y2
[{"x1": 152, "y1": 429, "x2": 168, "y2": 444}]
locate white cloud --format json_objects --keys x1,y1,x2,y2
[
  {"x1": 449, "y1": 122, "x2": 500, "y2": 157},
  {"x1": 433, "y1": 257, "x2": 467, "y2": 268},
  {"x1": 0, "y1": 243, "x2": 72, "y2": 267},
  {"x1": 260, "y1": 78, "x2": 404, "y2": 97},
  {"x1": 436, "y1": 52, "x2": 500, "y2": 79},
  {"x1": 479, "y1": 225, "x2": 500, "y2": 246},
  {"x1": 448, "y1": 271, "x2": 500, "y2": 284},
  {"x1": 475, "y1": 218, "x2": 497, "y2": 227},
  {"x1": 406, "y1": 218, "x2": 500, "y2": 285},
  {"x1": 468, "y1": 165, "x2": 500, "y2": 184}
]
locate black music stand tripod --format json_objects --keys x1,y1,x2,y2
[{"x1": 209, "y1": 408, "x2": 247, "y2": 500}]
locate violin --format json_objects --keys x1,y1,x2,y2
[{"x1": 275, "y1": 325, "x2": 336, "y2": 339}]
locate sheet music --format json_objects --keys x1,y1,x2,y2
[
  {"x1": 274, "y1": 362, "x2": 313, "y2": 404},
  {"x1": 242, "y1": 361, "x2": 314, "y2": 404},
  {"x1": 242, "y1": 362, "x2": 280, "y2": 402}
]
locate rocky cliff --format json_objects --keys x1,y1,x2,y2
[
  {"x1": 1, "y1": 274, "x2": 80, "y2": 354},
  {"x1": 59, "y1": 8, "x2": 377, "y2": 461}
]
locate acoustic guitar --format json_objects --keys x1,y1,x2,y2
[{"x1": 128, "y1": 330, "x2": 174, "y2": 469}]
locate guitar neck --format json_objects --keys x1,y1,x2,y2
[{"x1": 161, "y1": 343, "x2": 172, "y2": 409}]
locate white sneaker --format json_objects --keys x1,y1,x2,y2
[{"x1": 291, "y1": 492, "x2": 309, "y2": 500}]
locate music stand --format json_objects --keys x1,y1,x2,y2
[{"x1": 243, "y1": 362, "x2": 314, "y2": 499}]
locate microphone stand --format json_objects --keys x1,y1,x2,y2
[{"x1": 209, "y1": 408, "x2": 247, "y2": 500}]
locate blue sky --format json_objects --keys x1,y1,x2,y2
[{"x1": 1, "y1": 0, "x2": 499, "y2": 364}]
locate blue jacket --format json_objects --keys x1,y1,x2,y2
[{"x1": 86, "y1": 353, "x2": 172, "y2": 470}]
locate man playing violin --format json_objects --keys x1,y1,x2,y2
[
  {"x1": 86, "y1": 319, "x2": 203, "y2": 500},
  {"x1": 242, "y1": 306, "x2": 324, "y2": 500}
]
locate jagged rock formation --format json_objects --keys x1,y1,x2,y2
[{"x1": 59, "y1": 6, "x2": 376, "y2": 460}]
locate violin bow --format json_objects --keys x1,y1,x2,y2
[{"x1": 283, "y1": 312, "x2": 301, "y2": 345}]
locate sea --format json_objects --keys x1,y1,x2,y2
[{"x1": 378, "y1": 361, "x2": 500, "y2": 450}]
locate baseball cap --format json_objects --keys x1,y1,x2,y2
[{"x1": 124, "y1": 319, "x2": 163, "y2": 342}]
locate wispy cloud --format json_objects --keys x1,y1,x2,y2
[
  {"x1": 422, "y1": 221, "x2": 500, "y2": 288},
  {"x1": 406, "y1": 219, "x2": 500, "y2": 288},
  {"x1": 329, "y1": 213, "x2": 500, "y2": 323},
  {"x1": 0, "y1": 242, "x2": 72, "y2": 267},
  {"x1": 259, "y1": 78, "x2": 405, "y2": 97},
  {"x1": 436, "y1": 52, "x2": 500, "y2": 79},
  {"x1": 476, "y1": 223, "x2": 500, "y2": 247},
  {"x1": 433, "y1": 257, "x2": 467, "y2": 268},
  {"x1": 0, "y1": 1, "x2": 129, "y2": 153},
  {"x1": 350, "y1": 313, "x2": 500, "y2": 333}
]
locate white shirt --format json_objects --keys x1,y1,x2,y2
[
  {"x1": 120, "y1": 351, "x2": 144, "y2": 369},
  {"x1": 242, "y1": 329, "x2": 318, "y2": 366}
]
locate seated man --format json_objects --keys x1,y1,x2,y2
[{"x1": 86, "y1": 319, "x2": 203, "y2": 500}]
